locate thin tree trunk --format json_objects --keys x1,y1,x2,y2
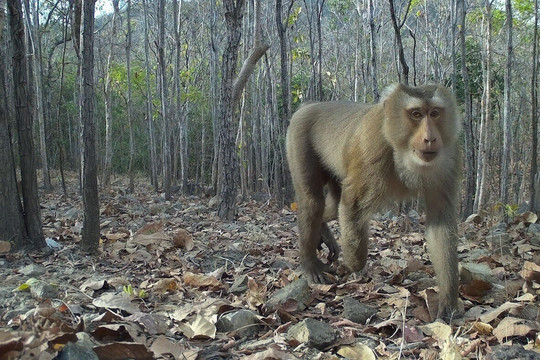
[
  {"x1": 459, "y1": 0, "x2": 475, "y2": 217},
  {"x1": 8, "y1": 0, "x2": 45, "y2": 248},
  {"x1": 56, "y1": 9, "x2": 69, "y2": 197},
  {"x1": 158, "y1": 0, "x2": 172, "y2": 199},
  {"x1": 103, "y1": 0, "x2": 119, "y2": 186},
  {"x1": 366, "y1": 0, "x2": 379, "y2": 101},
  {"x1": 174, "y1": 0, "x2": 188, "y2": 192},
  {"x1": 531, "y1": 0, "x2": 539, "y2": 213},
  {"x1": 80, "y1": 0, "x2": 99, "y2": 252},
  {"x1": 24, "y1": 0, "x2": 51, "y2": 191},
  {"x1": 501, "y1": 0, "x2": 512, "y2": 205},
  {"x1": 126, "y1": 0, "x2": 134, "y2": 193},
  {"x1": 475, "y1": 1, "x2": 492, "y2": 212},
  {"x1": 142, "y1": 0, "x2": 157, "y2": 192},
  {"x1": 388, "y1": 0, "x2": 412, "y2": 85}
]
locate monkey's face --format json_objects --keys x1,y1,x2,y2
[{"x1": 382, "y1": 84, "x2": 459, "y2": 170}]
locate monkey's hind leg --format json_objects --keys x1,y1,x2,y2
[{"x1": 319, "y1": 180, "x2": 341, "y2": 263}]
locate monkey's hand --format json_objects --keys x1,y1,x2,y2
[
  {"x1": 319, "y1": 224, "x2": 340, "y2": 263},
  {"x1": 300, "y1": 258, "x2": 336, "y2": 284}
]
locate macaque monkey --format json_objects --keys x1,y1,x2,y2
[{"x1": 286, "y1": 83, "x2": 460, "y2": 320}]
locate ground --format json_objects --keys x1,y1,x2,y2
[{"x1": 0, "y1": 177, "x2": 540, "y2": 359}]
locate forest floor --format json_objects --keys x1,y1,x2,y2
[{"x1": 1, "y1": 176, "x2": 540, "y2": 360}]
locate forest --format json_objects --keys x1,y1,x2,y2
[{"x1": 1, "y1": 0, "x2": 540, "y2": 359}]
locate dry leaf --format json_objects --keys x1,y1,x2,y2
[
  {"x1": 152, "y1": 278, "x2": 179, "y2": 294},
  {"x1": 493, "y1": 317, "x2": 540, "y2": 342},
  {"x1": 338, "y1": 343, "x2": 376, "y2": 360},
  {"x1": 183, "y1": 272, "x2": 222, "y2": 289},
  {"x1": 0, "y1": 241, "x2": 11, "y2": 253},
  {"x1": 172, "y1": 229, "x2": 194, "y2": 250},
  {"x1": 290, "y1": 202, "x2": 298, "y2": 211},
  {"x1": 521, "y1": 261, "x2": 540, "y2": 283},
  {"x1": 246, "y1": 278, "x2": 267, "y2": 309},
  {"x1": 461, "y1": 279, "x2": 492, "y2": 299},
  {"x1": 420, "y1": 322, "x2": 452, "y2": 342},
  {"x1": 472, "y1": 322, "x2": 493, "y2": 336},
  {"x1": 479, "y1": 302, "x2": 522, "y2": 323},
  {"x1": 181, "y1": 314, "x2": 216, "y2": 339}
]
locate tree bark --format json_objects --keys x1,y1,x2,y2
[
  {"x1": 8, "y1": 0, "x2": 45, "y2": 249},
  {"x1": 0, "y1": 5, "x2": 28, "y2": 249},
  {"x1": 141, "y1": 0, "x2": 158, "y2": 192},
  {"x1": 23, "y1": 0, "x2": 51, "y2": 191},
  {"x1": 217, "y1": 0, "x2": 269, "y2": 220},
  {"x1": 367, "y1": 0, "x2": 379, "y2": 101},
  {"x1": 126, "y1": 0, "x2": 135, "y2": 193},
  {"x1": 532, "y1": 0, "x2": 539, "y2": 213},
  {"x1": 500, "y1": 0, "x2": 513, "y2": 205},
  {"x1": 388, "y1": 0, "x2": 412, "y2": 85},
  {"x1": 158, "y1": 0, "x2": 172, "y2": 200},
  {"x1": 80, "y1": 0, "x2": 99, "y2": 252},
  {"x1": 102, "y1": 0, "x2": 119, "y2": 186},
  {"x1": 459, "y1": 0, "x2": 476, "y2": 217}
]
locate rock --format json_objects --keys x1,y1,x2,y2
[
  {"x1": 288, "y1": 318, "x2": 336, "y2": 350},
  {"x1": 341, "y1": 296, "x2": 377, "y2": 324},
  {"x1": 490, "y1": 223, "x2": 507, "y2": 233},
  {"x1": 465, "y1": 213, "x2": 483, "y2": 224},
  {"x1": 216, "y1": 309, "x2": 261, "y2": 337},
  {"x1": 266, "y1": 278, "x2": 311, "y2": 311},
  {"x1": 271, "y1": 259, "x2": 293, "y2": 270},
  {"x1": 528, "y1": 223, "x2": 540, "y2": 236},
  {"x1": 460, "y1": 263, "x2": 498, "y2": 284},
  {"x1": 485, "y1": 231, "x2": 511, "y2": 254},
  {"x1": 228, "y1": 275, "x2": 249, "y2": 295},
  {"x1": 407, "y1": 209, "x2": 420, "y2": 223},
  {"x1": 148, "y1": 203, "x2": 167, "y2": 216},
  {"x1": 57, "y1": 333, "x2": 98, "y2": 360},
  {"x1": 64, "y1": 207, "x2": 81, "y2": 220},
  {"x1": 208, "y1": 196, "x2": 219, "y2": 209},
  {"x1": 19, "y1": 264, "x2": 46, "y2": 276},
  {"x1": 486, "y1": 345, "x2": 540, "y2": 360},
  {"x1": 30, "y1": 282, "x2": 58, "y2": 299}
]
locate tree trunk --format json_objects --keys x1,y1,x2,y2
[
  {"x1": 474, "y1": 1, "x2": 492, "y2": 212},
  {"x1": 500, "y1": 0, "x2": 512, "y2": 205},
  {"x1": 126, "y1": 0, "x2": 135, "y2": 193},
  {"x1": 174, "y1": 0, "x2": 188, "y2": 192},
  {"x1": 142, "y1": 0, "x2": 158, "y2": 192},
  {"x1": 217, "y1": 0, "x2": 269, "y2": 220},
  {"x1": 80, "y1": 0, "x2": 99, "y2": 252},
  {"x1": 8, "y1": 0, "x2": 45, "y2": 249},
  {"x1": 23, "y1": 0, "x2": 51, "y2": 191},
  {"x1": 0, "y1": 6, "x2": 28, "y2": 249},
  {"x1": 103, "y1": 0, "x2": 119, "y2": 186},
  {"x1": 459, "y1": 0, "x2": 476, "y2": 217},
  {"x1": 388, "y1": 0, "x2": 412, "y2": 85},
  {"x1": 367, "y1": 0, "x2": 379, "y2": 101},
  {"x1": 532, "y1": 0, "x2": 539, "y2": 213},
  {"x1": 158, "y1": 0, "x2": 172, "y2": 200}
]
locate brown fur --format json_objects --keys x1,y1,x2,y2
[{"x1": 286, "y1": 83, "x2": 461, "y2": 320}]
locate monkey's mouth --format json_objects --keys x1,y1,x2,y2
[{"x1": 416, "y1": 150, "x2": 438, "y2": 162}]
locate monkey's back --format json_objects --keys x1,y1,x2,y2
[{"x1": 287, "y1": 101, "x2": 376, "y2": 180}]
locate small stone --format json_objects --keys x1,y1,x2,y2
[
  {"x1": 266, "y1": 278, "x2": 311, "y2": 311},
  {"x1": 229, "y1": 275, "x2": 249, "y2": 295},
  {"x1": 486, "y1": 344, "x2": 540, "y2": 360},
  {"x1": 288, "y1": 318, "x2": 336, "y2": 350},
  {"x1": 208, "y1": 196, "x2": 219, "y2": 209},
  {"x1": 57, "y1": 334, "x2": 98, "y2": 360},
  {"x1": 19, "y1": 264, "x2": 46, "y2": 277},
  {"x1": 341, "y1": 296, "x2": 377, "y2": 324},
  {"x1": 460, "y1": 263, "x2": 498, "y2": 284},
  {"x1": 528, "y1": 223, "x2": 540, "y2": 236},
  {"x1": 465, "y1": 213, "x2": 483, "y2": 224},
  {"x1": 216, "y1": 309, "x2": 261, "y2": 337},
  {"x1": 30, "y1": 282, "x2": 58, "y2": 299}
]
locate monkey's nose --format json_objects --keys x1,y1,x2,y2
[{"x1": 424, "y1": 137, "x2": 436, "y2": 144}]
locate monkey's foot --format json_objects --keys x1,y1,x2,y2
[
  {"x1": 436, "y1": 299, "x2": 462, "y2": 323},
  {"x1": 319, "y1": 226, "x2": 340, "y2": 263},
  {"x1": 300, "y1": 259, "x2": 336, "y2": 284}
]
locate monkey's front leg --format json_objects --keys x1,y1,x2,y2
[
  {"x1": 338, "y1": 198, "x2": 369, "y2": 273},
  {"x1": 425, "y1": 195, "x2": 460, "y2": 321}
]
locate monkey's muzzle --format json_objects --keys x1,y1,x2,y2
[{"x1": 417, "y1": 150, "x2": 438, "y2": 162}]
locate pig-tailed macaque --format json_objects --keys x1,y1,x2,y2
[{"x1": 286, "y1": 83, "x2": 461, "y2": 320}]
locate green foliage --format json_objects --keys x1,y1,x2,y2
[
  {"x1": 288, "y1": 6, "x2": 302, "y2": 27},
  {"x1": 494, "y1": 202, "x2": 519, "y2": 221},
  {"x1": 123, "y1": 284, "x2": 148, "y2": 299}
]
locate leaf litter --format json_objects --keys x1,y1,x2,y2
[{"x1": 0, "y1": 178, "x2": 539, "y2": 359}]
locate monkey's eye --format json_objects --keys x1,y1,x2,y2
[
  {"x1": 430, "y1": 109, "x2": 441, "y2": 118},
  {"x1": 410, "y1": 110, "x2": 423, "y2": 120}
]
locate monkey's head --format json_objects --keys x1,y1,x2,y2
[{"x1": 382, "y1": 83, "x2": 460, "y2": 169}]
